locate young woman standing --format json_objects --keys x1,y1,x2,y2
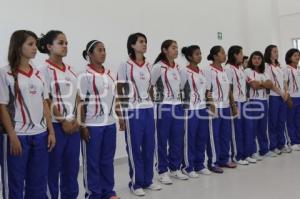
[
  {"x1": 79, "y1": 40, "x2": 120, "y2": 199},
  {"x1": 38, "y1": 30, "x2": 80, "y2": 199},
  {"x1": 0, "y1": 30, "x2": 56, "y2": 199},
  {"x1": 245, "y1": 51, "x2": 273, "y2": 160},
  {"x1": 284, "y1": 48, "x2": 300, "y2": 151},
  {"x1": 225, "y1": 45, "x2": 253, "y2": 165},
  {"x1": 0, "y1": 79, "x2": 16, "y2": 199},
  {"x1": 180, "y1": 45, "x2": 212, "y2": 177},
  {"x1": 117, "y1": 33, "x2": 161, "y2": 196},
  {"x1": 264, "y1": 45, "x2": 291, "y2": 155},
  {"x1": 205, "y1": 46, "x2": 237, "y2": 174},
  {"x1": 151, "y1": 40, "x2": 188, "y2": 184}
]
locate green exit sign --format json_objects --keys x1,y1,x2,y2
[{"x1": 217, "y1": 32, "x2": 223, "y2": 40}]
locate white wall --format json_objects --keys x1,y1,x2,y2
[
  {"x1": 240, "y1": 0, "x2": 300, "y2": 65},
  {"x1": 0, "y1": 0, "x2": 247, "y2": 71},
  {"x1": 279, "y1": 14, "x2": 300, "y2": 59},
  {"x1": 0, "y1": 0, "x2": 248, "y2": 158},
  {"x1": 278, "y1": 0, "x2": 300, "y2": 64},
  {"x1": 278, "y1": 0, "x2": 300, "y2": 16},
  {"x1": 242, "y1": 0, "x2": 280, "y2": 55}
]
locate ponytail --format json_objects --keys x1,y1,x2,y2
[
  {"x1": 154, "y1": 52, "x2": 166, "y2": 64},
  {"x1": 154, "y1": 39, "x2": 176, "y2": 64}
]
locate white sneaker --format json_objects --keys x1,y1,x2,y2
[
  {"x1": 264, "y1": 151, "x2": 277, "y2": 158},
  {"x1": 182, "y1": 170, "x2": 199, "y2": 178},
  {"x1": 252, "y1": 153, "x2": 263, "y2": 161},
  {"x1": 274, "y1": 149, "x2": 282, "y2": 155},
  {"x1": 246, "y1": 157, "x2": 257, "y2": 163},
  {"x1": 281, "y1": 146, "x2": 292, "y2": 153},
  {"x1": 291, "y1": 144, "x2": 300, "y2": 151},
  {"x1": 146, "y1": 183, "x2": 162, "y2": 191},
  {"x1": 197, "y1": 168, "x2": 212, "y2": 175},
  {"x1": 170, "y1": 170, "x2": 189, "y2": 180},
  {"x1": 158, "y1": 173, "x2": 173, "y2": 185},
  {"x1": 131, "y1": 188, "x2": 145, "y2": 197},
  {"x1": 235, "y1": 160, "x2": 249, "y2": 165}
]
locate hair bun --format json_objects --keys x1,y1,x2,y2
[
  {"x1": 37, "y1": 34, "x2": 48, "y2": 54},
  {"x1": 181, "y1": 47, "x2": 188, "y2": 55},
  {"x1": 82, "y1": 50, "x2": 88, "y2": 60},
  {"x1": 207, "y1": 54, "x2": 213, "y2": 61}
]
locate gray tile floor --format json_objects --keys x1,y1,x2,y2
[
  {"x1": 1, "y1": 152, "x2": 299, "y2": 198},
  {"x1": 78, "y1": 152, "x2": 300, "y2": 199}
]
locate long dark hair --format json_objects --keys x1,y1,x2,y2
[
  {"x1": 264, "y1": 45, "x2": 279, "y2": 66},
  {"x1": 8, "y1": 30, "x2": 38, "y2": 99},
  {"x1": 37, "y1": 30, "x2": 63, "y2": 54},
  {"x1": 154, "y1": 39, "x2": 176, "y2": 64},
  {"x1": 226, "y1": 45, "x2": 242, "y2": 65},
  {"x1": 181, "y1": 45, "x2": 200, "y2": 62},
  {"x1": 127, "y1": 33, "x2": 147, "y2": 61},
  {"x1": 285, "y1": 48, "x2": 300, "y2": 65},
  {"x1": 248, "y1": 51, "x2": 265, "y2": 73}
]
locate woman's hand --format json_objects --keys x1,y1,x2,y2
[
  {"x1": 286, "y1": 95, "x2": 294, "y2": 108},
  {"x1": 62, "y1": 120, "x2": 74, "y2": 134},
  {"x1": 9, "y1": 133, "x2": 22, "y2": 156},
  {"x1": 119, "y1": 119, "x2": 126, "y2": 131},
  {"x1": 231, "y1": 103, "x2": 238, "y2": 117},
  {"x1": 48, "y1": 130, "x2": 56, "y2": 152},
  {"x1": 80, "y1": 127, "x2": 90, "y2": 142},
  {"x1": 71, "y1": 120, "x2": 80, "y2": 133},
  {"x1": 283, "y1": 92, "x2": 290, "y2": 102},
  {"x1": 209, "y1": 103, "x2": 217, "y2": 117},
  {"x1": 207, "y1": 91, "x2": 213, "y2": 99}
]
